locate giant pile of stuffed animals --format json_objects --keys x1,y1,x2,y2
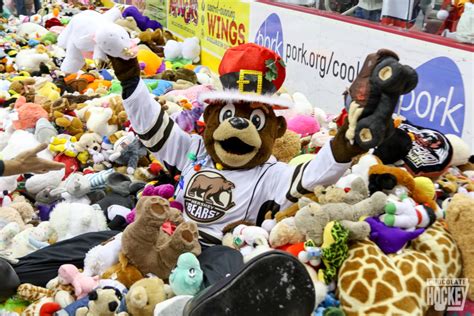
[{"x1": 0, "y1": 2, "x2": 473, "y2": 316}]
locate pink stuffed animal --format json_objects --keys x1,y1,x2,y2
[
  {"x1": 126, "y1": 184, "x2": 183, "y2": 224},
  {"x1": 286, "y1": 115, "x2": 320, "y2": 137},
  {"x1": 58, "y1": 264, "x2": 99, "y2": 299},
  {"x1": 13, "y1": 96, "x2": 49, "y2": 130}
]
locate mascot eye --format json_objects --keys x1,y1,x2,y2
[
  {"x1": 250, "y1": 109, "x2": 266, "y2": 130},
  {"x1": 219, "y1": 103, "x2": 235, "y2": 122},
  {"x1": 188, "y1": 268, "x2": 196, "y2": 278}
]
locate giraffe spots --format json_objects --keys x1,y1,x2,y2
[
  {"x1": 382, "y1": 271, "x2": 402, "y2": 291},
  {"x1": 339, "y1": 272, "x2": 358, "y2": 288},
  {"x1": 349, "y1": 281, "x2": 369, "y2": 303},
  {"x1": 367, "y1": 246, "x2": 379, "y2": 256},
  {"x1": 447, "y1": 262, "x2": 457, "y2": 275},
  {"x1": 380, "y1": 256, "x2": 391, "y2": 267},
  {"x1": 406, "y1": 276, "x2": 422, "y2": 294},
  {"x1": 366, "y1": 257, "x2": 384, "y2": 270},
  {"x1": 393, "y1": 296, "x2": 418, "y2": 313},
  {"x1": 353, "y1": 249, "x2": 365, "y2": 258},
  {"x1": 442, "y1": 248, "x2": 450, "y2": 263},
  {"x1": 437, "y1": 237, "x2": 451, "y2": 246},
  {"x1": 374, "y1": 282, "x2": 393, "y2": 303},
  {"x1": 339, "y1": 226, "x2": 461, "y2": 316},
  {"x1": 417, "y1": 262, "x2": 432, "y2": 279},
  {"x1": 399, "y1": 261, "x2": 412, "y2": 274},
  {"x1": 427, "y1": 230, "x2": 437, "y2": 236},
  {"x1": 417, "y1": 243, "x2": 429, "y2": 252},
  {"x1": 362, "y1": 268, "x2": 377, "y2": 287},
  {"x1": 364, "y1": 305, "x2": 389, "y2": 314},
  {"x1": 344, "y1": 260, "x2": 363, "y2": 271}
]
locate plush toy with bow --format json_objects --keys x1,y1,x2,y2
[{"x1": 57, "y1": 7, "x2": 138, "y2": 74}]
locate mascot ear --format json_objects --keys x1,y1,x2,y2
[
  {"x1": 275, "y1": 116, "x2": 287, "y2": 139},
  {"x1": 203, "y1": 104, "x2": 214, "y2": 123}
]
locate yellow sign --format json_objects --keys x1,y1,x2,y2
[
  {"x1": 168, "y1": 0, "x2": 200, "y2": 38},
  {"x1": 167, "y1": 0, "x2": 250, "y2": 72}
]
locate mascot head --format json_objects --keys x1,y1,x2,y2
[{"x1": 199, "y1": 44, "x2": 292, "y2": 170}]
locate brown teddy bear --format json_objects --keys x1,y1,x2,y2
[
  {"x1": 272, "y1": 130, "x2": 301, "y2": 163},
  {"x1": 138, "y1": 29, "x2": 166, "y2": 56},
  {"x1": 121, "y1": 196, "x2": 201, "y2": 279},
  {"x1": 9, "y1": 78, "x2": 36, "y2": 102}
]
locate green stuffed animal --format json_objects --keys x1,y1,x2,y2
[
  {"x1": 318, "y1": 221, "x2": 350, "y2": 285},
  {"x1": 169, "y1": 252, "x2": 203, "y2": 296}
]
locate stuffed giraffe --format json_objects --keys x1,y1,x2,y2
[{"x1": 337, "y1": 222, "x2": 462, "y2": 315}]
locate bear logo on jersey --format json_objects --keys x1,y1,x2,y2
[{"x1": 184, "y1": 171, "x2": 236, "y2": 222}]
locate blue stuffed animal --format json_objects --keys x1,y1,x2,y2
[{"x1": 169, "y1": 252, "x2": 203, "y2": 296}]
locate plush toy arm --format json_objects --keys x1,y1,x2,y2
[{"x1": 118, "y1": 74, "x2": 198, "y2": 172}]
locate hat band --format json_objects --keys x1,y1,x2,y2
[{"x1": 220, "y1": 70, "x2": 277, "y2": 96}]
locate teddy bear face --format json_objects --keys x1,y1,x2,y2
[
  {"x1": 77, "y1": 133, "x2": 102, "y2": 154},
  {"x1": 203, "y1": 100, "x2": 286, "y2": 169},
  {"x1": 88, "y1": 288, "x2": 123, "y2": 315}
]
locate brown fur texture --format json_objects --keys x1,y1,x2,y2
[
  {"x1": 121, "y1": 196, "x2": 201, "y2": 279},
  {"x1": 138, "y1": 29, "x2": 166, "y2": 56},
  {"x1": 158, "y1": 69, "x2": 197, "y2": 84},
  {"x1": 272, "y1": 130, "x2": 301, "y2": 163},
  {"x1": 102, "y1": 252, "x2": 143, "y2": 289},
  {"x1": 369, "y1": 164, "x2": 416, "y2": 193},
  {"x1": 446, "y1": 193, "x2": 474, "y2": 300},
  {"x1": 203, "y1": 101, "x2": 286, "y2": 170},
  {"x1": 330, "y1": 119, "x2": 366, "y2": 163}
]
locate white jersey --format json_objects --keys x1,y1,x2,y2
[{"x1": 124, "y1": 80, "x2": 350, "y2": 245}]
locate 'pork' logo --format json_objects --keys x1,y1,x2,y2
[{"x1": 184, "y1": 171, "x2": 235, "y2": 222}]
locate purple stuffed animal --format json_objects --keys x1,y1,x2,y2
[
  {"x1": 122, "y1": 6, "x2": 162, "y2": 31},
  {"x1": 365, "y1": 216, "x2": 425, "y2": 254}
]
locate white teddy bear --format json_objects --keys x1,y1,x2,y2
[
  {"x1": 57, "y1": 7, "x2": 138, "y2": 73},
  {"x1": 164, "y1": 37, "x2": 201, "y2": 63}
]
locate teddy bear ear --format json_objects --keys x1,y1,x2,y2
[{"x1": 89, "y1": 290, "x2": 98, "y2": 301}]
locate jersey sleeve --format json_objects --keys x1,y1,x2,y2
[
  {"x1": 122, "y1": 79, "x2": 201, "y2": 172},
  {"x1": 269, "y1": 142, "x2": 351, "y2": 208}
]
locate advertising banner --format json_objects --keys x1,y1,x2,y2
[
  {"x1": 144, "y1": 0, "x2": 167, "y2": 27},
  {"x1": 166, "y1": 0, "x2": 250, "y2": 72},
  {"x1": 250, "y1": 2, "x2": 474, "y2": 148}
]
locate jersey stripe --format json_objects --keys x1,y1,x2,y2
[
  {"x1": 146, "y1": 120, "x2": 175, "y2": 152},
  {"x1": 137, "y1": 108, "x2": 165, "y2": 141}
]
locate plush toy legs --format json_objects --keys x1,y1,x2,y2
[
  {"x1": 0, "y1": 230, "x2": 119, "y2": 294},
  {"x1": 61, "y1": 43, "x2": 86, "y2": 74}
]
